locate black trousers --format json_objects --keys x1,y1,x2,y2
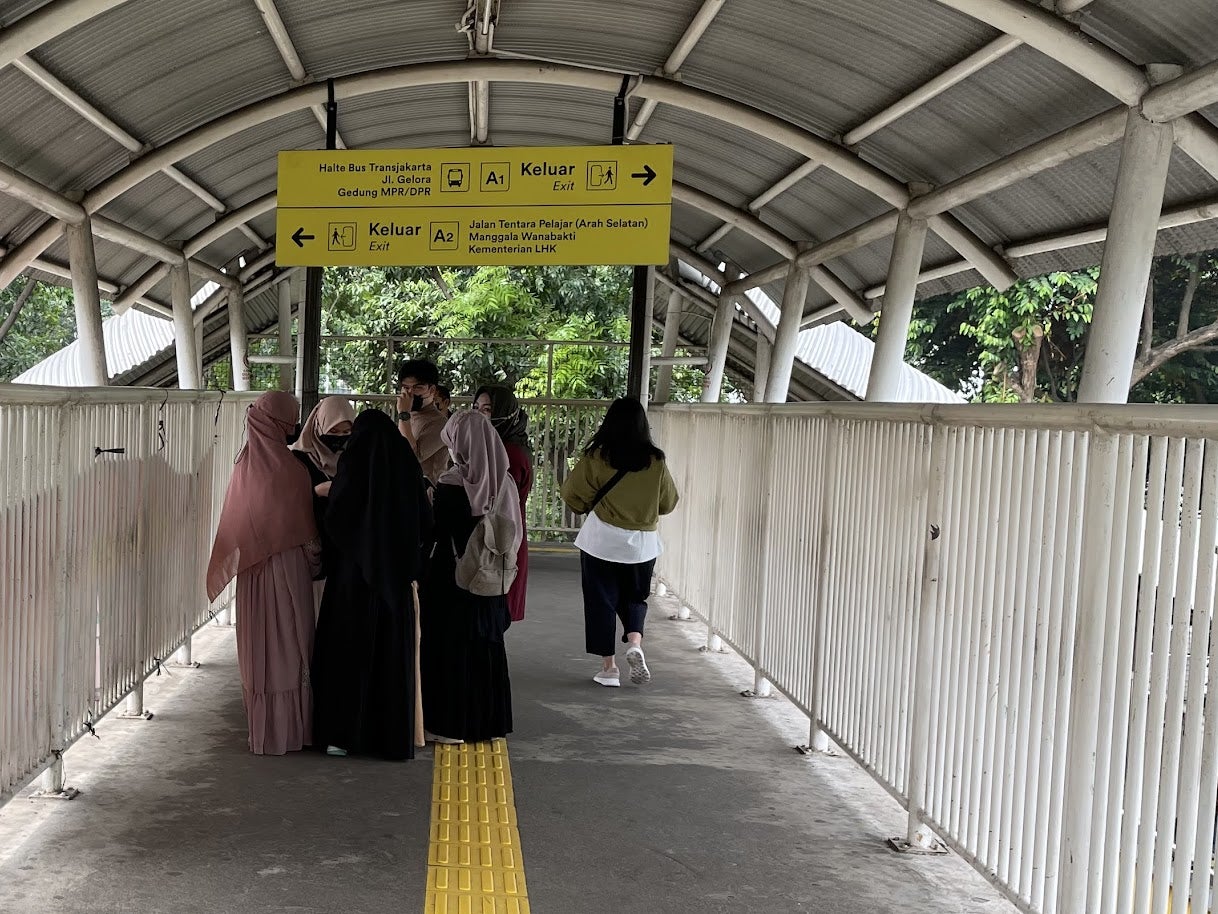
[{"x1": 580, "y1": 551, "x2": 656, "y2": 657}]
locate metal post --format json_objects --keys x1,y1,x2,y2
[
  {"x1": 747, "y1": 416, "x2": 777, "y2": 698},
  {"x1": 638, "y1": 268, "x2": 657, "y2": 404},
  {"x1": 753, "y1": 334, "x2": 772, "y2": 403},
  {"x1": 171, "y1": 260, "x2": 202, "y2": 389},
  {"x1": 902, "y1": 427, "x2": 948, "y2": 850},
  {"x1": 654, "y1": 288, "x2": 682, "y2": 402},
  {"x1": 301, "y1": 80, "x2": 337, "y2": 416},
  {"x1": 803, "y1": 418, "x2": 840, "y2": 754},
  {"x1": 65, "y1": 217, "x2": 107, "y2": 386},
  {"x1": 765, "y1": 266, "x2": 811, "y2": 403},
  {"x1": 1058, "y1": 432, "x2": 1120, "y2": 912},
  {"x1": 121, "y1": 681, "x2": 152, "y2": 719},
  {"x1": 227, "y1": 285, "x2": 250, "y2": 391},
  {"x1": 301, "y1": 267, "x2": 322, "y2": 413},
  {"x1": 1077, "y1": 109, "x2": 1174, "y2": 404},
  {"x1": 701, "y1": 292, "x2": 735, "y2": 402},
  {"x1": 866, "y1": 211, "x2": 929, "y2": 401},
  {"x1": 627, "y1": 266, "x2": 653, "y2": 400},
  {"x1": 277, "y1": 280, "x2": 294, "y2": 391}
]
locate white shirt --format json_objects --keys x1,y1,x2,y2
[{"x1": 575, "y1": 509, "x2": 663, "y2": 565}]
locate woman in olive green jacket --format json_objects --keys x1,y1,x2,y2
[{"x1": 561, "y1": 397, "x2": 679, "y2": 687}]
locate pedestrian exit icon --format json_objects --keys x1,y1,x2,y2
[
  {"x1": 328, "y1": 223, "x2": 356, "y2": 251},
  {"x1": 587, "y1": 160, "x2": 617, "y2": 190}
]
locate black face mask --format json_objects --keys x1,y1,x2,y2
[{"x1": 320, "y1": 434, "x2": 348, "y2": 453}]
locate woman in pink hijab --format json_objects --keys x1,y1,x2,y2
[
  {"x1": 419, "y1": 410, "x2": 521, "y2": 744},
  {"x1": 207, "y1": 391, "x2": 321, "y2": 756}
]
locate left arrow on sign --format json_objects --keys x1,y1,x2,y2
[{"x1": 292, "y1": 227, "x2": 315, "y2": 247}]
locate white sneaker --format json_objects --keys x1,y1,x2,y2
[
  {"x1": 425, "y1": 731, "x2": 464, "y2": 745},
  {"x1": 625, "y1": 645, "x2": 652, "y2": 684},
  {"x1": 593, "y1": 668, "x2": 621, "y2": 687}
]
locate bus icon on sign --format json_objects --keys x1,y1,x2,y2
[{"x1": 441, "y1": 163, "x2": 470, "y2": 192}]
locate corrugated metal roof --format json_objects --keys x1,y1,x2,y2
[
  {"x1": 13, "y1": 307, "x2": 174, "y2": 386},
  {"x1": 0, "y1": 0, "x2": 1215, "y2": 395}
]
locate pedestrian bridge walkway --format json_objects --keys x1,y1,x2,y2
[
  {"x1": 0, "y1": 553, "x2": 1011, "y2": 914},
  {"x1": 4, "y1": 387, "x2": 1218, "y2": 914}
]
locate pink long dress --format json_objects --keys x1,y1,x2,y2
[{"x1": 235, "y1": 542, "x2": 320, "y2": 755}]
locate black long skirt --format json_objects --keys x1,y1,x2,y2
[
  {"x1": 420, "y1": 485, "x2": 513, "y2": 743},
  {"x1": 312, "y1": 557, "x2": 416, "y2": 760}
]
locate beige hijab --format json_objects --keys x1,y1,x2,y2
[{"x1": 289, "y1": 396, "x2": 356, "y2": 478}]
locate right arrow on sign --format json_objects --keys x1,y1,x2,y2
[{"x1": 631, "y1": 165, "x2": 657, "y2": 186}]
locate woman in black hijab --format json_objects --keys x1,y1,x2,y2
[{"x1": 312, "y1": 409, "x2": 431, "y2": 759}]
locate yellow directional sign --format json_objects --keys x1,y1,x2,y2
[{"x1": 275, "y1": 145, "x2": 673, "y2": 266}]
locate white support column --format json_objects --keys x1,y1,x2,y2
[
  {"x1": 277, "y1": 280, "x2": 294, "y2": 392},
  {"x1": 170, "y1": 260, "x2": 201, "y2": 389},
  {"x1": 765, "y1": 266, "x2": 811, "y2": 403},
  {"x1": 866, "y1": 211, "x2": 929, "y2": 402},
  {"x1": 701, "y1": 291, "x2": 734, "y2": 403},
  {"x1": 228, "y1": 286, "x2": 250, "y2": 391},
  {"x1": 1077, "y1": 109, "x2": 1175, "y2": 404},
  {"x1": 654, "y1": 288, "x2": 682, "y2": 402},
  {"x1": 753, "y1": 334, "x2": 772, "y2": 403},
  {"x1": 65, "y1": 217, "x2": 107, "y2": 386}
]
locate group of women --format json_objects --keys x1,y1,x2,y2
[
  {"x1": 205, "y1": 385, "x2": 679, "y2": 759},
  {"x1": 205, "y1": 386, "x2": 530, "y2": 758}
]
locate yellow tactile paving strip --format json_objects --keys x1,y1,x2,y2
[{"x1": 426, "y1": 741, "x2": 530, "y2": 914}]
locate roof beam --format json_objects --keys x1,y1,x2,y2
[
  {"x1": 672, "y1": 183, "x2": 873, "y2": 323},
  {"x1": 461, "y1": 1, "x2": 500, "y2": 144},
  {"x1": 0, "y1": 240, "x2": 171, "y2": 316},
  {"x1": 843, "y1": 35, "x2": 1023, "y2": 147},
  {"x1": 0, "y1": 61, "x2": 1005, "y2": 296},
  {"x1": 697, "y1": 35, "x2": 1021, "y2": 258},
  {"x1": 929, "y1": 0, "x2": 1148, "y2": 104},
  {"x1": 626, "y1": 0, "x2": 726, "y2": 141},
  {"x1": 930, "y1": 0, "x2": 1218, "y2": 179},
  {"x1": 251, "y1": 0, "x2": 348, "y2": 149},
  {"x1": 0, "y1": 0, "x2": 129, "y2": 71},
  {"x1": 1143, "y1": 58, "x2": 1218, "y2": 123},
  {"x1": 13, "y1": 54, "x2": 229, "y2": 213},
  {"x1": 860, "y1": 194, "x2": 1218, "y2": 299}
]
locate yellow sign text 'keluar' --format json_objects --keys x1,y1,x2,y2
[{"x1": 275, "y1": 145, "x2": 673, "y2": 267}]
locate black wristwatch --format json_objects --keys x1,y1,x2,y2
[{"x1": 397, "y1": 411, "x2": 410, "y2": 422}]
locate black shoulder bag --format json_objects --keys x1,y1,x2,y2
[{"x1": 587, "y1": 468, "x2": 629, "y2": 514}]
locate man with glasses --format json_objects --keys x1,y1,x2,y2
[{"x1": 395, "y1": 359, "x2": 450, "y2": 483}]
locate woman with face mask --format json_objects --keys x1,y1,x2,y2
[
  {"x1": 290, "y1": 396, "x2": 356, "y2": 584},
  {"x1": 207, "y1": 392, "x2": 321, "y2": 755}
]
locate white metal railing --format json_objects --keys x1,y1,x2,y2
[
  {"x1": 0, "y1": 386, "x2": 257, "y2": 804},
  {"x1": 655, "y1": 402, "x2": 1218, "y2": 914}
]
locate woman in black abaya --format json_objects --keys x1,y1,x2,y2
[
  {"x1": 420, "y1": 410, "x2": 518, "y2": 744},
  {"x1": 312, "y1": 409, "x2": 431, "y2": 759}
]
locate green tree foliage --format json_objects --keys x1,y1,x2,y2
[
  {"x1": 0, "y1": 279, "x2": 112, "y2": 383},
  {"x1": 902, "y1": 253, "x2": 1218, "y2": 403}
]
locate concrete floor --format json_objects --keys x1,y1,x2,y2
[{"x1": 0, "y1": 553, "x2": 1015, "y2": 913}]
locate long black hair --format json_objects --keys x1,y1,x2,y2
[{"x1": 583, "y1": 397, "x2": 665, "y2": 472}]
